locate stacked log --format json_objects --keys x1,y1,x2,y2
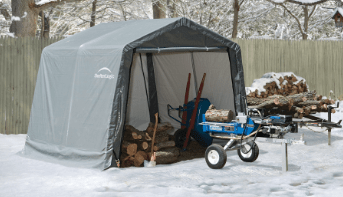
[
  {"x1": 247, "y1": 73, "x2": 308, "y2": 98},
  {"x1": 247, "y1": 91, "x2": 335, "y2": 118},
  {"x1": 120, "y1": 123, "x2": 179, "y2": 167}
]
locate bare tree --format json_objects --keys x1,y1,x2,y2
[
  {"x1": 90, "y1": 0, "x2": 97, "y2": 27},
  {"x1": 153, "y1": 0, "x2": 166, "y2": 18},
  {"x1": 8, "y1": 0, "x2": 86, "y2": 37},
  {"x1": 232, "y1": 0, "x2": 245, "y2": 38},
  {"x1": 267, "y1": 0, "x2": 329, "y2": 40}
]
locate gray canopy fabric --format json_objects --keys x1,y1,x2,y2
[{"x1": 23, "y1": 17, "x2": 246, "y2": 170}]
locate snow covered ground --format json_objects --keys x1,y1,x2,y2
[{"x1": 2, "y1": 110, "x2": 343, "y2": 197}]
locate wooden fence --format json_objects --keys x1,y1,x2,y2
[
  {"x1": 0, "y1": 37, "x2": 342, "y2": 134},
  {"x1": 233, "y1": 39, "x2": 343, "y2": 98},
  {"x1": 0, "y1": 37, "x2": 62, "y2": 134}
]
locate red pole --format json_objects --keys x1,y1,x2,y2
[
  {"x1": 182, "y1": 73, "x2": 206, "y2": 150},
  {"x1": 181, "y1": 73, "x2": 191, "y2": 129}
]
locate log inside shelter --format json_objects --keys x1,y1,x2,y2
[
  {"x1": 154, "y1": 147, "x2": 180, "y2": 164},
  {"x1": 153, "y1": 141, "x2": 175, "y2": 151}
]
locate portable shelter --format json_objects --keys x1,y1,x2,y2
[{"x1": 23, "y1": 17, "x2": 246, "y2": 170}]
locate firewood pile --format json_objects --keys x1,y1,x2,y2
[
  {"x1": 247, "y1": 92, "x2": 335, "y2": 118},
  {"x1": 246, "y1": 72, "x2": 308, "y2": 98},
  {"x1": 120, "y1": 122, "x2": 180, "y2": 167},
  {"x1": 245, "y1": 72, "x2": 336, "y2": 118}
]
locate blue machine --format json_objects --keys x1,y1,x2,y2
[
  {"x1": 201, "y1": 114, "x2": 259, "y2": 136},
  {"x1": 167, "y1": 98, "x2": 213, "y2": 147}
]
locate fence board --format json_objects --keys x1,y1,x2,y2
[
  {"x1": 0, "y1": 37, "x2": 342, "y2": 134},
  {"x1": 0, "y1": 38, "x2": 4, "y2": 133}
]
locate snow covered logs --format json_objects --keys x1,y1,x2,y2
[
  {"x1": 246, "y1": 73, "x2": 308, "y2": 98},
  {"x1": 120, "y1": 123, "x2": 179, "y2": 167},
  {"x1": 247, "y1": 92, "x2": 335, "y2": 118}
]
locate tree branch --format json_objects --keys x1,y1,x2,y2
[
  {"x1": 35, "y1": 0, "x2": 86, "y2": 12},
  {"x1": 0, "y1": 2, "x2": 11, "y2": 20},
  {"x1": 268, "y1": 0, "x2": 328, "y2": 6},
  {"x1": 239, "y1": 0, "x2": 245, "y2": 7},
  {"x1": 309, "y1": 5, "x2": 316, "y2": 19},
  {"x1": 280, "y1": 3, "x2": 305, "y2": 36},
  {"x1": 286, "y1": 0, "x2": 328, "y2": 6}
]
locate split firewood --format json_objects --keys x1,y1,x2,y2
[
  {"x1": 126, "y1": 143, "x2": 137, "y2": 156},
  {"x1": 153, "y1": 141, "x2": 176, "y2": 151},
  {"x1": 131, "y1": 130, "x2": 146, "y2": 140},
  {"x1": 205, "y1": 108, "x2": 234, "y2": 122},
  {"x1": 144, "y1": 132, "x2": 152, "y2": 141},
  {"x1": 121, "y1": 155, "x2": 135, "y2": 167},
  {"x1": 136, "y1": 151, "x2": 148, "y2": 160},
  {"x1": 137, "y1": 141, "x2": 149, "y2": 151},
  {"x1": 146, "y1": 122, "x2": 174, "y2": 135},
  {"x1": 123, "y1": 125, "x2": 141, "y2": 141},
  {"x1": 133, "y1": 152, "x2": 146, "y2": 167},
  {"x1": 153, "y1": 131, "x2": 170, "y2": 144}
]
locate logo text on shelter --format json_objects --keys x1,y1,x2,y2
[{"x1": 94, "y1": 67, "x2": 115, "y2": 79}]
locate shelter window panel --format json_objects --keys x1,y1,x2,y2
[
  {"x1": 152, "y1": 52, "x2": 197, "y2": 129},
  {"x1": 192, "y1": 52, "x2": 236, "y2": 114},
  {"x1": 125, "y1": 53, "x2": 150, "y2": 130}
]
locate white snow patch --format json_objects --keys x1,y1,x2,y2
[
  {"x1": 22, "y1": 12, "x2": 27, "y2": 18},
  {"x1": 246, "y1": 72, "x2": 308, "y2": 95},
  {"x1": 11, "y1": 16, "x2": 20, "y2": 21},
  {"x1": 272, "y1": 0, "x2": 328, "y2": 4},
  {"x1": 2, "y1": 124, "x2": 343, "y2": 196},
  {"x1": 36, "y1": 0, "x2": 57, "y2": 6},
  {"x1": 5, "y1": 32, "x2": 15, "y2": 38}
]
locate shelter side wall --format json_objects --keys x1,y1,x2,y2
[
  {"x1": 26, "y1": 50, "x2": 77, "y2": 146},
  {"x1": 25, "y1": 48, "x2": 123, "y2": 169},
  {"x1": 65, "y1": 49, "x2": 122, "y2": 152}
]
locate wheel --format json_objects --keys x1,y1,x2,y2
[
  {"x1": 237, "y1": 141, "x2": 259, "y2": 162},
  {"x1": 174, "y1": 129, "x2": 190, "y2": 148},
  {"x1": 205, "y1": 144, "x2": 227, "y2": 169}
]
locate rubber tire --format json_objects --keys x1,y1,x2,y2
[
  {"x1": 174, "y1": 129, "x2": 190, "y2": 148},
  {"x1": 205, "y1": 144, "x2": 227, "y2": 169},
  {"x1": 237, "y1": 141, "x2": 259, "y2": 162}
]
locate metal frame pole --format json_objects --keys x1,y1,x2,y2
[{"x1": 281, "y1": 142, "x2": 288, "y2": 172}]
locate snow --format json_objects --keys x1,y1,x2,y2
[
  {"x1": 271, "y1": 0, "x2": 328, "y2": 4},
  {"x1": 36, "y1": 0, "x2": 57, "y2": 6},
  {"x1": 2, "y1": 111, "x2": 343, "y2": 196},
  {"x1": 245, "y1": 72, "x2": 307, "y2": 95},
  {"x1": 11, "y1": 16, "x2": 20, "y2": 21}
]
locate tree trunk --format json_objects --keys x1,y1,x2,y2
[
  {"x1": 232, "y1": 0, "x2": 239, "y2": 38},
  {"x1": 90, "y1": 0, "x2": 97, "y2": 27},
  {"x1": 10, "y1": 0, "x2": 38, "y2": 37},
  {"x1": 302, "y1": 6, "x2": 309, "y2": 40},
  {"x1": 39, "y1": 11, "x2": 50, "y2": 38},
  {"x1": 153, "y1": 0, "x2": 166, "y2": 19},
  {"x1": 167, "y1": 0, "x2": 178, "y2": 18}
]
